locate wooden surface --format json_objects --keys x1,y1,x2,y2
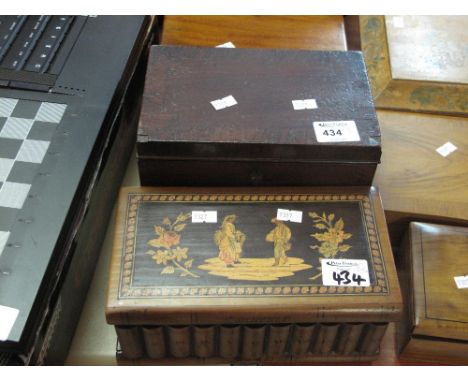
[
  {"x1": 65, "y1": 15, "x2": 468, "y2": 366},
  {"x1": 139, "y1": 46, "x2": 379, "y2": 151},
  {"x1": 413, "y1": 224, "x2": 468, "y2": 336},
  {"x1": 373, "y1": 110, "x2": 468, "y2": 246},
  {"x1": 107, "y1": 186, "x2": 401, "y2": 326},
  {"x1": 65, "y1": 152, "x2": 451, "y2": 366},
  {"x1": 353, "y1": 16, "x2": 468, "y2": 116},
  {"x1": 137, "y1": 45, "x2": 379, "y2": 186},
  {"x1": 161, "y1": 16, "x2": 347, "y2": 51},
  {"x1": 396, "y1": 222, "x2": 468, "y2": 365}
]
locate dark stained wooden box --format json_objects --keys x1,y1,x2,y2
[
  {"x1": 137, "y1": 46, "x2": 381, "y2": 186},
  {"x1": 106, "y1": 186, "x2": 401, "y2": 365},
  {"x1": 396, "y1": 223, "x2": 468, "y2": 365}
]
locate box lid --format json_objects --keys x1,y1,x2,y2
[
  {"x1": 106, "y1": 186, "x2": 401, "y2": 326},
  {"x1": 137, "y1": 46, "x2": 381, "y2": 163},
  {"x1": 408, "y1": 223, "x2": 468, "y2": 341}
]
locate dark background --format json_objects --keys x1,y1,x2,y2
[{"x1": 132, "y1": 200, "x2": 376, "y2": 287}]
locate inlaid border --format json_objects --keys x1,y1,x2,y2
[{"x1": 118, "y1": 192, "x2": 388, "y2": 299}]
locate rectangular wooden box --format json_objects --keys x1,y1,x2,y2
[
  {"x1": 106, "y1": 186, "x2": 401, "y2": 365},
  {"x1": 137, "y1": 46, "x2": 381, "y2": 187},
  {"x1": 396, "y1": 223, "x2": 468, "y2": 365}
]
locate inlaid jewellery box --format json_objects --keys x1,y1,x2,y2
[
  {"x1": 396, "y1": 222, "x2": 468, "y2": 365},
  {"x1": 106, "y1": 186, "x2": 402, "y2": 365},
  {"x1": 136, "y1": 46, "x2": 381, "y2": 187}
]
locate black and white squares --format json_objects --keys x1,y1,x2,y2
[{"x1": 0, "y1": 97, "x2": 67, "y2": 257}]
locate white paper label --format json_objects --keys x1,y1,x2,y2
[
  {"x1": 436, "y1": 142, "x2": 457, "y2": 157},
  {"x1": 454, "y1": 276, "x2": 468, "y2": 289},
  {"x1": 192, "y1": 211, "x2": 217, "y2": 223},
  {"x1": 313, "y1": 121, "x2": 361, "y2": 143},
  {"x1": 210, "y1": 95, "x2": 238, "y2": 110},
  {"x1": 222, "y1": 95, "x2": 237, "y2": 107},
  {"x1": 321, "y1": 259, "x2": 370, "y2": 287},
  {"x1": 276, "y1": 209, "x2": 303, "y2": 223},
  {"x1": 216, "y1": 42, "x2": 236, "y2": 48},
  {"x1": 0, "y1": 305, "x2": 19, "y2": 341},
  {"x1": 292, "y1": 99, "x2": 318, "y2": 110}
]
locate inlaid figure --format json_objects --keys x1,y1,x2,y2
[
  {"x1": 265, "y1": 218, "x2": 292, "y2": 266},
  {"x1": 214, "y1": 215, "x2": 246, "y2": 267}
]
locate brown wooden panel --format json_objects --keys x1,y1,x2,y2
[
  {"x1": 106, "y1": 186, "x2": 401, "y2": 326},
  {"x1": 161, "y1": 16, "x2": 347, "y2": 51},
  {"x1": 396, "y1": 222, "x2": 468, "y2": 364},
  {"x1": 137, "y1": 45, "x2": 380, "y2": 186},
  {"x1": 373, "y1": 110, "x2": 468, "y2": 227}
]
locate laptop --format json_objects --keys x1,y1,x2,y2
[{"x1": 0, "y1": 15, "x2": 155, "y2": 364}]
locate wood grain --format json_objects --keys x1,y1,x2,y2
[
  {"x1": 137, "y1": 45, "x2": 380, "y2": 186},
  {"x1": 396, "y1": 222, "x2": 468, "y2": 364},
  {"x1": 66, "y1": 157, "x2": 447, "y2": 365},
  {"x1": 161, "y1": 16, "x2": 347, "y2": 51},
  {"x1": 373, "y1": 110, "x2": 468, "y2": 227},
  {"x1": 106, "y1": 186, "x2": 401, "y2": 327}
]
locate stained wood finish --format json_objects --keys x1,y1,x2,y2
[
  {"x1": 161, "y1": 16, "x2": 347, "y2": 51},
  {"x1": 137, "y1": 45, "x2": 380, "y2": 186},
  {"x1": 397, "y1": 222, "x2": 468, "y2": 365},
  {"x1": 106, "y1": 186, "x2": 401, "y2": 363},
  {"x1": 107, "y1": 186, "x2": 401, "y2": 327},
  {"x1": 373, "y1": 110, "x2": 468, "y2": 246}
]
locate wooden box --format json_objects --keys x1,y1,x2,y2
[
  {"x1": 345, "y1": 16, "x2": 468, "y2": 117},
  {"x1": 106, "y1": 186, "x2": 401, "y2": 365},
  {"x1": 396, "y1": 222, "x2": 468, "y2": 365},
  {"x1": 137, "y1": 46, "x2": 381, "y2": 187}
]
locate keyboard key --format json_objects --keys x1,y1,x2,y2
[
  {"x1": 1, "y1": 16, "x2": 49, "y2": 71},
  {"x1": 0, "y1": 16, "x2": 27, "y2": 61},
  {"x1": 24, "y1": 16, "x2": 72, "y2": 73}
]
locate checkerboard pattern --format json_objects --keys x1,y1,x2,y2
[{"x1": 0, "y1": 97, "x2": 67, "y2": 256}]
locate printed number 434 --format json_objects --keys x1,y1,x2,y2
[
  {"x1": 323, "y1": 129, "x2": 342, "y2": 136},
  {"x1": 333, "y1": 270, "x2": 366, "y2": 286}
]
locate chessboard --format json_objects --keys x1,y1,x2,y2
[{"x1": 0, "y1": 97, "x2": 67, "y2": 257}]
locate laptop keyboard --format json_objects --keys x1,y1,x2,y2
[{"x1": 0, "y1": 16, "x2": 74, "y2": 74}]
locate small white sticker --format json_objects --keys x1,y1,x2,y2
[
  {"x1": 216, "y1": 42, "x2": 236, "y2": 48},
  {"x1": 0, "y1": 305, "x2": 19, "y2": 341},
  {"x1": 436, "y1": 142, "x2": 457, "y2": 157},
  {"x1": 223, "y1": 95, "x2": 237, "y2": 107},
  {"x1": 210, "y1": 95, "x2": 238, "y2": 110},
  {"x1": 192, "y1": 211, "x2": 217, "y2": 223},
  {"x1": 313, "y1": 121, "x2": 361, "y2": 143},
  {"x1": 210, "y1": 99, "x2": 225, "y2": 111},
  {"x1": 292, "y1": 99, "x2": 318, "y2": 110},
  {"x1": 276, "y1": 209, "x2": 303, "y2": 223},
  {"x1": 454, "y1": 276, "x2": 468, "y2": 289},
  {"x1": 321, "y1": 259, "x2": 370, "y2": 287},
  {"x1": 392, "y1": 16, "x2": 405, "y2": 28}
]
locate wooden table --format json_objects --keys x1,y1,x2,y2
[{"x1": 161, "y1": 16, "x2": 348, "y2": 51}]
